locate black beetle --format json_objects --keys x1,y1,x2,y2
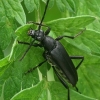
[{"x1": 18, "y1": 0, "x2": 85, "y2": 99}]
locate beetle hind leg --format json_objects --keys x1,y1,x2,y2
[
  {"x1": 70, "y1": 56, "x2": 84, "y2": 70},
  {"x1": 75, "y1": 86, "x2": 81, "y2": 94},
  {"x1": 52, "y1": 66, "x2": 70, "y2": 100}
]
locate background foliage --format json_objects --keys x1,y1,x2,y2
[{"x1": 0, "y1": 0, "x2": 100, "y2": 100}]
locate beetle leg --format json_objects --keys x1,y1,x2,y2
[
  {"x1": 75, "y1": 86, "x2": 81, "y2": 93},
  {"x1": 52, "y1": 66, "x2": 70, "y2": 100},
  {"x1": 25, "y1": 59, "x2": 47, "y2": 74},
  {"x1": 25, "y1": 51, "x2": 47, "y2": 74},
  {"x1": 70, "y1": 56, "x2": 84, "y2": 70},
  {"x1": 18, "y1": 41, "x2": 42, "y2": 47},
  {"x1": 45, "y1": 27, "x2": 51, "y2": 35},
  {"x1": 18, "y1": 40, "x2": 43, "y2": 60},
  {"x1": 55, "y1": 28, "x2": 86, "y2": 41}
]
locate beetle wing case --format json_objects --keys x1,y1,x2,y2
[{"x1": 50, "y1": 41, "x2": 78, "y2": 86}]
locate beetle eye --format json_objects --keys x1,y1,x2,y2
[{"x1": 28, "y1": 29, "x2": 34, "y2": 36}]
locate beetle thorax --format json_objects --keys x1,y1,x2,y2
[{"x1": 28, "y1": 29, "x2": 45, "y2": 41}]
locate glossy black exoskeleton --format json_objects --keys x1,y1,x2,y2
[{"x1": 18, "y1": 0, "x2": 85, "y2": 100}]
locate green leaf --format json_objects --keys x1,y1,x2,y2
[
  {"x1": 0, "y1": 48, "x2": 4, "y2": 59},
  {"x1": 0, "y1": 0, "x2": 26, "y2": 49},
  {"x1": 0, "y1": 0, "x2": 26, "y2": 25},
  {"x1": 11, "y1": 80, "x2": 48, "y2": 100},
  {"x1": 0, "y1": 17, "x2": 15, "y2": 49},
  {"x1": 24, "y1": 0, "x2": 40, "y2": 12},
  {"x1": 0, "y1": 56, "x2": 10, "y2": 76},
  {"x1": 56, "y1": 0, "x2": 78, "y2": 13},
  {"x1": 62, "y1": 41, "x2": 100, "y2": 99},
  {"x1": 48, "y1": 81, "x2": 68, "y2": 100},
  {"x1": 0, "y1": 0, "x2": 100, "y2": 100},
  {"x1": 11, "y1": 80, "x2": 67, "y2": 100},
  {"x1": 43, "y1": 0, "x2": 54, "y2": 9},
  {"x1": 0, "y1": 56, "x2": 9, "y2": 68},
  {"x1": 15, "y1": 24, "x2": 35, "y2": 40},
  {"x1": 77, "y1": 29, "x2": 100, "y2": 56},
  {"x1": 56, "y1": 0, "x2": 66, "y2": 12},
  {"x1": 10, "y1": 80, "x2": 96, "y2": 100},
  {"x1": 0, "y1": 60, "x2": 39, "y2": 100},
  {"x1": 85, "y1": 0, "x2": 100, "y2": 18},
  {"x1": 46, "y1": 15, "x2": 96, "y2": 34},
  {"x1": 70, "y1": 90, "x2": 96, "y2": 100},
  {"x1": 24, "y1": 0, "x2": 54, "y2": 13},
  {"x1": 1, "y1": 16, "x2": 98, "y2": 100}
]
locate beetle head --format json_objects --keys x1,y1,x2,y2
[{"x1": 28, "y1": 29, "x2": 44, "y2": 41}]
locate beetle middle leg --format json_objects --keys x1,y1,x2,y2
[
  {"x1": 52, "y1": 66, "x2": 70, "y2": 100},
  {"x1": 55, "y1": 28, "x2": 86, "y2": 40},
  {"x1": 18, "y1": 41, "x2": 48, "y2": 73},
  {"x1": 18, "y1": 41, "x2": 47, "y2": 74},
  {"x1": 25, "y1": 59, "x2": 47, "y2": 74}
]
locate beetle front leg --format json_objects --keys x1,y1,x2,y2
[
  {"x1": 18, "y1": 40, "x2": 43, "y2": 60},
  {"x1": 18, "y1": 41, "x2": 42, "y2": 47}
]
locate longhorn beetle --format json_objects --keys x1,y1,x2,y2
[{"x1": 18, "y1": 0, "x2": 85, "y2": 100}]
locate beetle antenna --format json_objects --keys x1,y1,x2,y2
[{"x1": 38, "y1": 0, "x2": 50, "y2": 30}]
